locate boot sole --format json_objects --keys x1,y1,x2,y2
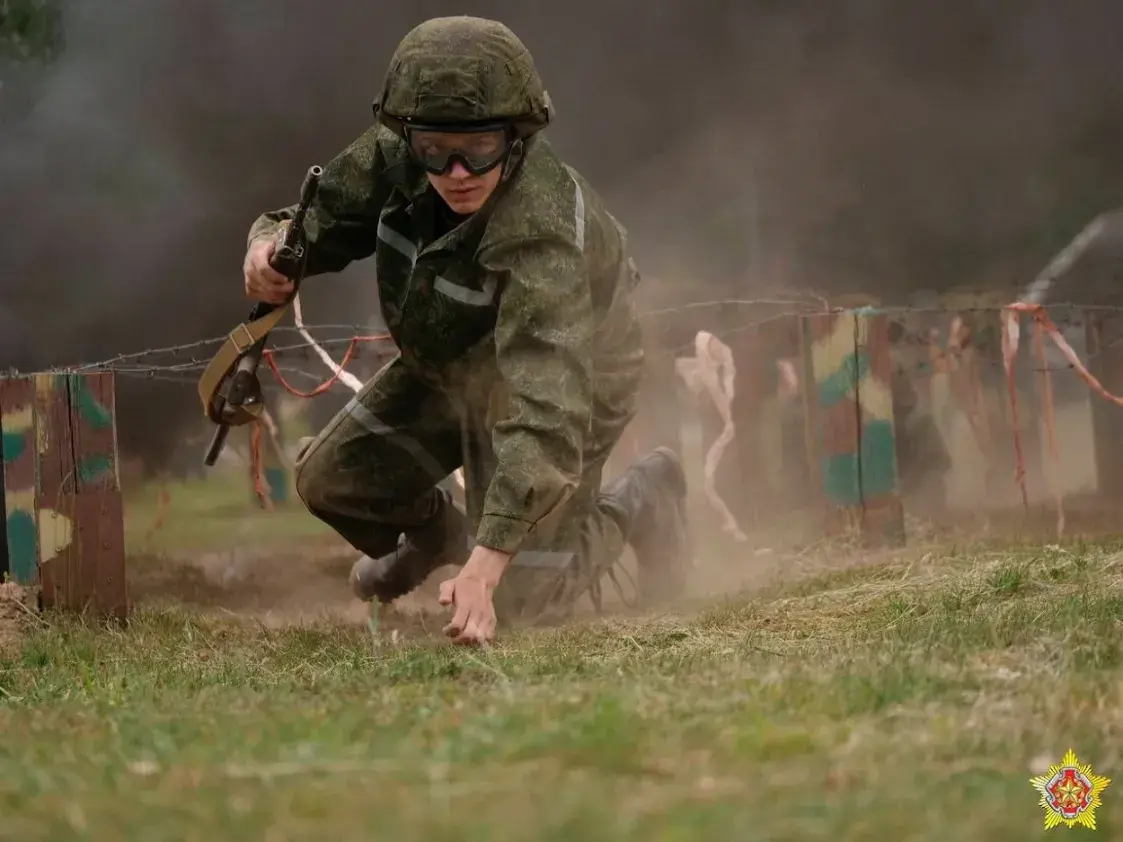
[{"x1": 635, "y1": 446, "x2": 692, "y2": 601}]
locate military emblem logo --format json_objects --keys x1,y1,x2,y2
[{"x1": 1030, "y1": 749, "x2": 1111, "y2": 830}]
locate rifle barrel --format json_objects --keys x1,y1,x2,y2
[
  {"x1": 287, "y1": 165, "x2": 324, "y2": 242},
  {"x1": 201, "y1": 163, "x2": 323, "y2": 468}
]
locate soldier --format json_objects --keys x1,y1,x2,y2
[{"x1": 242, "y1": 17, "x2": 690, "y2": 645}]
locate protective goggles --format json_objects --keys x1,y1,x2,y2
[{"x1": 404, "y1": 123, "x2": 512, "y2": 176}]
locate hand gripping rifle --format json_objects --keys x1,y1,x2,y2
[{"x1": 198, "y1": 165, "x2": 323, "y2": 466}]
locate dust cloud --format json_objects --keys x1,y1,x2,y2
[{"x1": 1, "y1": 0, "x2": 1121, "y2": 471}]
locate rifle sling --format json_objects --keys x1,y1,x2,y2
[{"x1": 197, "y1": 304, "x2": 291, "y2": 426}]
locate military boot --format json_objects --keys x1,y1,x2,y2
[
  {"x1": 599, "y1": 446, "x2": 692, "y2": 602},
  {"x1": 499, "y1": 446, "x2": 693, "y2": 621},
  {"x1": 349, "y1": 486, "x2": 470, "y2": 603}
]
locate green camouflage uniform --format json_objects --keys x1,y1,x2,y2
[{"x1": 248, "y1": 17, "x2": 688, "y2": 620}]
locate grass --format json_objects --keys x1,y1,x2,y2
[
  {"x1": 2, "y1": 538, "x2": 1123, "y2": 840},
  {"x1": 122, "y1": 468, "x2": 333, "y2": 555}
]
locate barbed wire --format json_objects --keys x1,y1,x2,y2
[
  {"x1": 8, "y1": 299, "x2": 1123, "y2": 385},
  {"x1": 113, "y1": 363, "x2": 346, "y2": 386},
  {"x1": 643, "y1": 299, "x2": 1123, "y2": 374},
  {"x1": 56, "y1": 323, "x2": 393, "y2": 374}
]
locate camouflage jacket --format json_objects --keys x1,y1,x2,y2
[{"x1": 248, "y1": 127, "x2": 645, "y2": 553}]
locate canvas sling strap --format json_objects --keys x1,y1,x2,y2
[{"x1": 196, "y1": 303, "x2": 292, "y2": 426}]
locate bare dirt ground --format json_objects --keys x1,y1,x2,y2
[
  {"x1": 120, "y1": 505, "x2": 943, "y2": 642},
  {"x1": 119, "y1": 425, "x2": 1115, "y2": 642}
]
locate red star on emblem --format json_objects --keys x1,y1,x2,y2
[{"x1": 1047, "y1": 768, "x2": 1092, "y2": 817}]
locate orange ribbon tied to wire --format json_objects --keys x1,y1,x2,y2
[{"x1": 1001, "y1": 301, "x2": 1123, "y2": 537}]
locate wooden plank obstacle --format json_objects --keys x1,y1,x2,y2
[{"x1": 0, "y1": 372, "x2": 128, "y2": 619}]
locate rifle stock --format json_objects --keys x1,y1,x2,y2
[{"x1": 202, "y1": 164, "x2": 323, "y2": 467}]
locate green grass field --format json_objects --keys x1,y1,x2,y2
[
  {"x1": 3, "y1": 508, "x2": 1123, "y2": 840},
  {"x1": 122, "y1": 469, "x2": 334, "y2": 556},
  {"x1": 3, "y1": 464, "x2": 1122, "y2": 839}
]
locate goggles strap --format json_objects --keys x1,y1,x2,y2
[{"x1": 500, "y1": 139, "x2": 524, "y2": 183}]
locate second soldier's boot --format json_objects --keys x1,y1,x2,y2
[
  {"x1": 599, "y1": 446, "x2": 692, "y2": 602},
  {"x1": 349, "y1": 486, "x2": 470, "y2": 604}
]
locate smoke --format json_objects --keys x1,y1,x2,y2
[{"x1": 1, "y1": 0, "x2": 1121, "y2": 470}]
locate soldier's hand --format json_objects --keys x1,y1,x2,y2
[
  {"x1": 243, "y1": 234, "x2": 293, "y2": 304},
  {"x1": 438, "y1": 572, "x2": 498, "y2": 646}
]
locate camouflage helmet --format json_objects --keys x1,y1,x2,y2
[{"x1": 374, "y1": 16, "x2": 554, "y2": 139}]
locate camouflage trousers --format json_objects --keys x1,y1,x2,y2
[{"x1": 293, "y1": 356, "x2": 636, "y2": 622}]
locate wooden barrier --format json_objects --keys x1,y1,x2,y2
[
  {"x1": 0, "y1": 372, "x2": 128, "y2": 619},
  {"x1": 632, "y1": 303, "x2": 907, "y2": 545},
  {"x1": 888, "y1": 306, "x2": 1007, "y2": 505},
  {"x1": 635, "y1": 298, "x2": 1123, "y2": 547},
  {"x1": 799, "y1": 309, "x2": 905, "y2": 545}
]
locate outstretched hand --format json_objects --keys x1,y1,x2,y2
[{"x1": 438, "y1": 546, "x2": 511, "y2": 646}]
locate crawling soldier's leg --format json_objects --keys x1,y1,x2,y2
[
  {"x1": 294, "y1": 357, "x2": 469, "y2": 603},
  {"x1": 463, "y1": 369, "x2": 691, "y2": 623},
  {"x1": 492, "y1": 447, "x2": 692, "y2": 623}
]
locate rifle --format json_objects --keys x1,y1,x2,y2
[{"x1": 198, "y1": 164, "x2": 323, "y2": 466}]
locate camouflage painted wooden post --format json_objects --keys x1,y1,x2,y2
[
  {"x1": 0, "y1": 372, "x2": 128, "y2": 618},
  {"x1": 1, "y1": 376, "x2": 36, "y2": 588},
  {"x1": 799, "y1": 308, "x2": 905, "y2": 545}
]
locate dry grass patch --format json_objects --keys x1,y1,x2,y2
[{"x1": 0, "y1": 540, "x2": 1121, "y2": 840}]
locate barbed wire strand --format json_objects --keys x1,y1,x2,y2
[{"x1": 7, "y1": 300, "x2": 1123, "y2": 384}]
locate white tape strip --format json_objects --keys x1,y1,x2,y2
[
  {"x1": 292, "y1": 293, "x2": 364, "y2": 392},
  {"x1": 676, "y1": 330, "x2": 747, "y2": 542},
  {"x1": 291, "y1": 293, "x2": 465, "y2": 490}
]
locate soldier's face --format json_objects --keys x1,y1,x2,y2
[
  {"x1": 427, "y1": 160, "x2": 503, "y2": 215},
  {"x1": 407, "y1": 127, "x2": 508, "y2": 215}
]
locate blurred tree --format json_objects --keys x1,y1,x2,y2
[{"x1": 0, "y1": 0, "x2": 63, "y2": 64}]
